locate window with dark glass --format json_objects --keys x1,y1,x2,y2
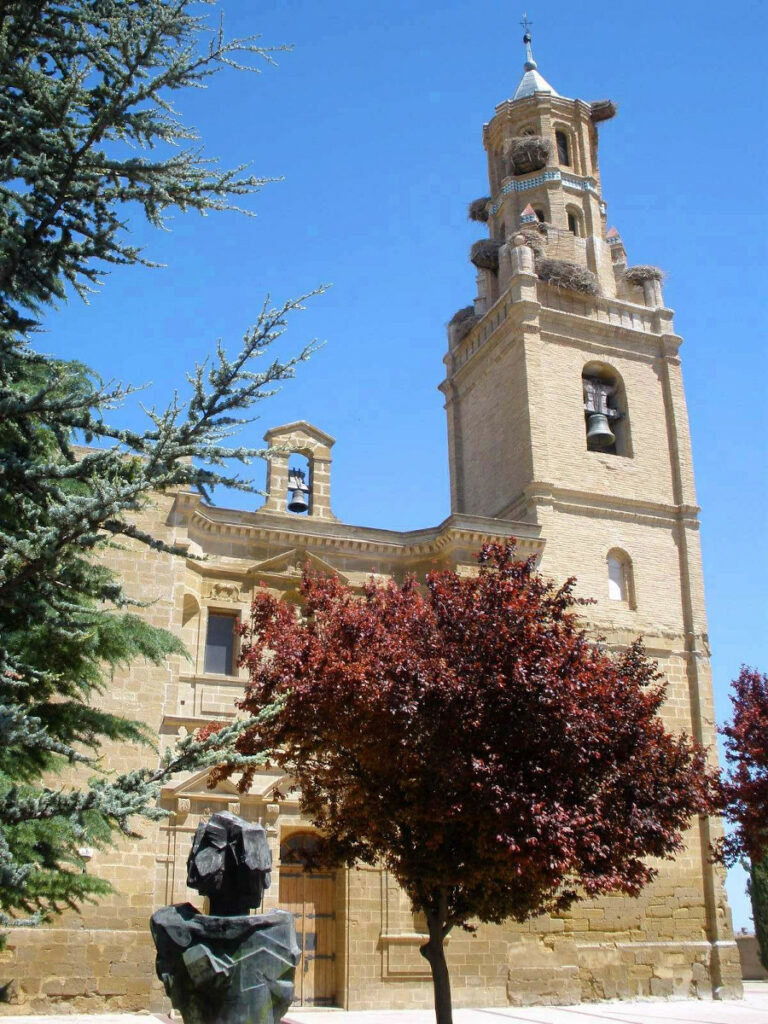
[
  {"x1": 556, "y1": 130, "x2": 571, "y2": 166},
  {"x1": 204, "y1": 612, "x2": 237, "y2": 675},
  {"x1": 567, "y1": 212, "x2": 579, "y2": 235}
]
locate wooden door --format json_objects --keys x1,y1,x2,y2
[{"x1": 279, "y1": 834, "x2": 336, "y2": 1007}]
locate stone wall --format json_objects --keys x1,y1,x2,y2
[
  {"x1": 737, "y1": 935, "x2": 768, "y2": 981},
  {"x1": 0, "y1": 478, "x2": 742, "y2": 1012}
]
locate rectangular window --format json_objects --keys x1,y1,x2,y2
[{"x1": 204, "y1": 612, "x2": 238, "y2": 675}]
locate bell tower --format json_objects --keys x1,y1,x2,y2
[{"x1": 440, "y1": 24, "x2": 742, "y2": 998}]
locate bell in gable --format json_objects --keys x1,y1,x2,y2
[
  {"x1": 585, "y1": 412, "x2": 616, "y2": 449},
  {"x1": 287, "y1": 468, "x2": 310, "y2": 514}
]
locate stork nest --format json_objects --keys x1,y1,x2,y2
[
  {"x1": 590, "y1": 99, "x2": 618, "y2": 123},
  {"x1": 449, "y1": 306, "x2": 479, "y2": 342},
  {"x1": 470, "y1": 238, "x2": 501, "y2": 272},
  {"x1": 516, "y1": 228, "x2": 545, "y2": 258},
  {"x1": 449, "y1": 305, "x2": 476, "y2": 325},
  {"x1": 624, "y1": 264, "x2": 664, "y2": 286},
  {"x1": 468, "y1": 197, "x2": 491, "y2": 223},
  {"x1": 536, "y1": 257, "x2": 600, "y2": 296},
  {"x1": 506, "y1": 135, "x2": 552, "y2": 175}
]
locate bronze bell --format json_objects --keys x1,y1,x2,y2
[
  {"x1": 586, "y1": 412, "x2": 616, "y2": 449},
  {"x1": 287, "y1": 468, "x2": 310, "y2": 514}
]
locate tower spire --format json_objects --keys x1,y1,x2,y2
[
  {"x1": 512, "y1": 16, "x2": 559, "y2": 100},
  {"x1": 521, "y1": 12, "x2": 537, "y2": 70}
]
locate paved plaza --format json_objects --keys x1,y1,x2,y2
[
  {"x1": 0, "y1": 983, "x2": 765, "y2": 1024},
  {"x1": 286, "y1": 982, "x2": 768, "y2": 1024}
]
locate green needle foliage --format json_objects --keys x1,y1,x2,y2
[{"x1": 0, "y1": 0, "x2": 312, "y2": 925}]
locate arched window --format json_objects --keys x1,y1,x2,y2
[
  {"x1": 555, "y1": 130, "x2": 571, "y2": 166},
  {"x1": 606, "y1": 549, "x2": 635, "y2": 607},
  {"x1": 582, "y1": 362, "x2": 631, "y2": 457},
  {"x1": 566, "y1": 207, "x2": 582, "y2": 236},
  {"x1": 280, "y1": 831, "x2": 321, "y2": 865}
]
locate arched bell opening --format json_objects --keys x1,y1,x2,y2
[
  {"x1": 286, "y1": 453, "x2": 312, "y2": 515},
  {"x1": 262, "y1": 422, "x2": 336, "y2": 521},
  {"x1": 582, "y1": 361, "x2": 632, "y2": 457}
]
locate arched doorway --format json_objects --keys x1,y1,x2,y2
[{"x1": 279, "y1": 832, "x2": 336, "y2": 1006}]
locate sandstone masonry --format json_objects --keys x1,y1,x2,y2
[{"x1": 0, "y1": 31, "x2": 742, "y2": 1014}]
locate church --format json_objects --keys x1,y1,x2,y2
[{"x1": 3, "y1": 29, "x2": 743, "y2": 1014}]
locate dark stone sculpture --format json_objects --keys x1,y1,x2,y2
[
  {"x1": 150, "y1": 811, "x2": 300, "y2": 1024},
  {"x1": 186, "y1": 810, "x2": 273, "y2": 916}
]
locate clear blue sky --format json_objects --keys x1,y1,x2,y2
[{"x1": 42, "y1": 1, "x2": 766, "y2": 930}]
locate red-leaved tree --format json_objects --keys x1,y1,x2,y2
[
  {"x1": 720, "y1": 667, "x2": 768, "y2": 865},
  {"x1": 719, "y1": 667, "x2": 768, "y2": 969},
  {"x1": 211, "y1": 544, "x2": 713, "y2": 1024}
]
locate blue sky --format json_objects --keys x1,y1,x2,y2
[{"x1": 41, "y1": 1, "x2": 766, "y2": 929}]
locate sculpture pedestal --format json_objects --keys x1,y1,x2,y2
[{"x1": 151, "y1": 904, "x2": 300, "y2": 1024}]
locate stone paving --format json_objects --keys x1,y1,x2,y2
[
  {"x1": 0, "y1": 985, "x2": 766, "y2": 1024},
  {"x1": 284, "y1": 983, "x2": 768, "y2": 1024}
]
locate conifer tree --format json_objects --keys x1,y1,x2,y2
[{"x1": 0, "y1": 1, "x2": 310, "y2": 925}]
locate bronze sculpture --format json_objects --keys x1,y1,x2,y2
[{"x1": 150, "y1": 811, "x2": 300, "y2": 1024}]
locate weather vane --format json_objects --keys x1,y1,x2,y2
[{"x1": 520, "y1": 12, "x2": 533, "y2": 39}]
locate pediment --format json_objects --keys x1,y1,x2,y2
[
  {"x1": 248, "y1": 547, "x2": 351, "y2": 584},
  {"x1": 161, "y1": 768, "x2": 240, "y2": 800},
  {"x1": 159, "y1": 767, "x2": 301, "y2": 811},
  {"x1": 246, "y1": 771, "x2": 298, "y2": 801},
  {"x1": 263, "y1": 421, "x2": 335, "y2": 448}
]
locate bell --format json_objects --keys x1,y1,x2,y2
[
  {"x1": 586, "y1": 412, "x2": 616, "y2": 449},
  {"x1": 287, "y1": 487, "x2": 309, "y2": 514},
  {"x1": 286, "y1": 468, "x2": 310, "y2": 514}
]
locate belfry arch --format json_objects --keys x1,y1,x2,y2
[{"x1": 260, "y1": 421, "x2": 336, "y2": 520}]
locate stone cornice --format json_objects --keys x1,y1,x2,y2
[
  {"x1": 518, "y1": 482, "x2": 700, "y2": 526},
  {"x1": 539, "y1": 299, "x2": 681, "y2": 355},
  {"x1": 483, "y1": 95, "x2": 594, "y2": 147},
  {"x1": 441, "y1": 282, "x2": 681, "y2": 385},
  {"x1": 171, "y1": 492, "x2": 544, "y2": 563},
  {"x1": 441, "y1": 292, "x2": 537, "y2": 382},
  {"x1": 489, "y1": 167, "x2": 600, "y2": 216},
  {"x1": 588, "y1": 626, "x2": 712, "y2": 659}
]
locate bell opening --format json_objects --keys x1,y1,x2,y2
[
  {"x1": 286, "y1": 456, "x2": 311, "y2": 515},
  {"x1": 582, "y1": 364, "x2": 628, "y2": 457}
]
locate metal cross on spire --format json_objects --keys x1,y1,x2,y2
[
  {"x1": 512, "y1": 13, "x2": 559, "y2": 99},
  {"x1": 520, "y1": 12, "x2": 536, "y2": 69}
]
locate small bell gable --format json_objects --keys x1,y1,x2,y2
[{"x1": 260, "y1": 421, "x2": 336, "y2": 521}]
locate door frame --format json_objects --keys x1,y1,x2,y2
[{"x1": 279, "y1": 830, "x2": 340, "y2": 1007}]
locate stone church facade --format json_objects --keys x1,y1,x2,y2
[{"x1": 3, "y1": 34, "x2": 742, "y2": 1014}]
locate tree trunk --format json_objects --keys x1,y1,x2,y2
[
  {"x1": 750, "y1": 854, "x2": 768, "y2": 971},
  {"x1": 420, "y1": 909, "x2": 453, "y2": 1024}
]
